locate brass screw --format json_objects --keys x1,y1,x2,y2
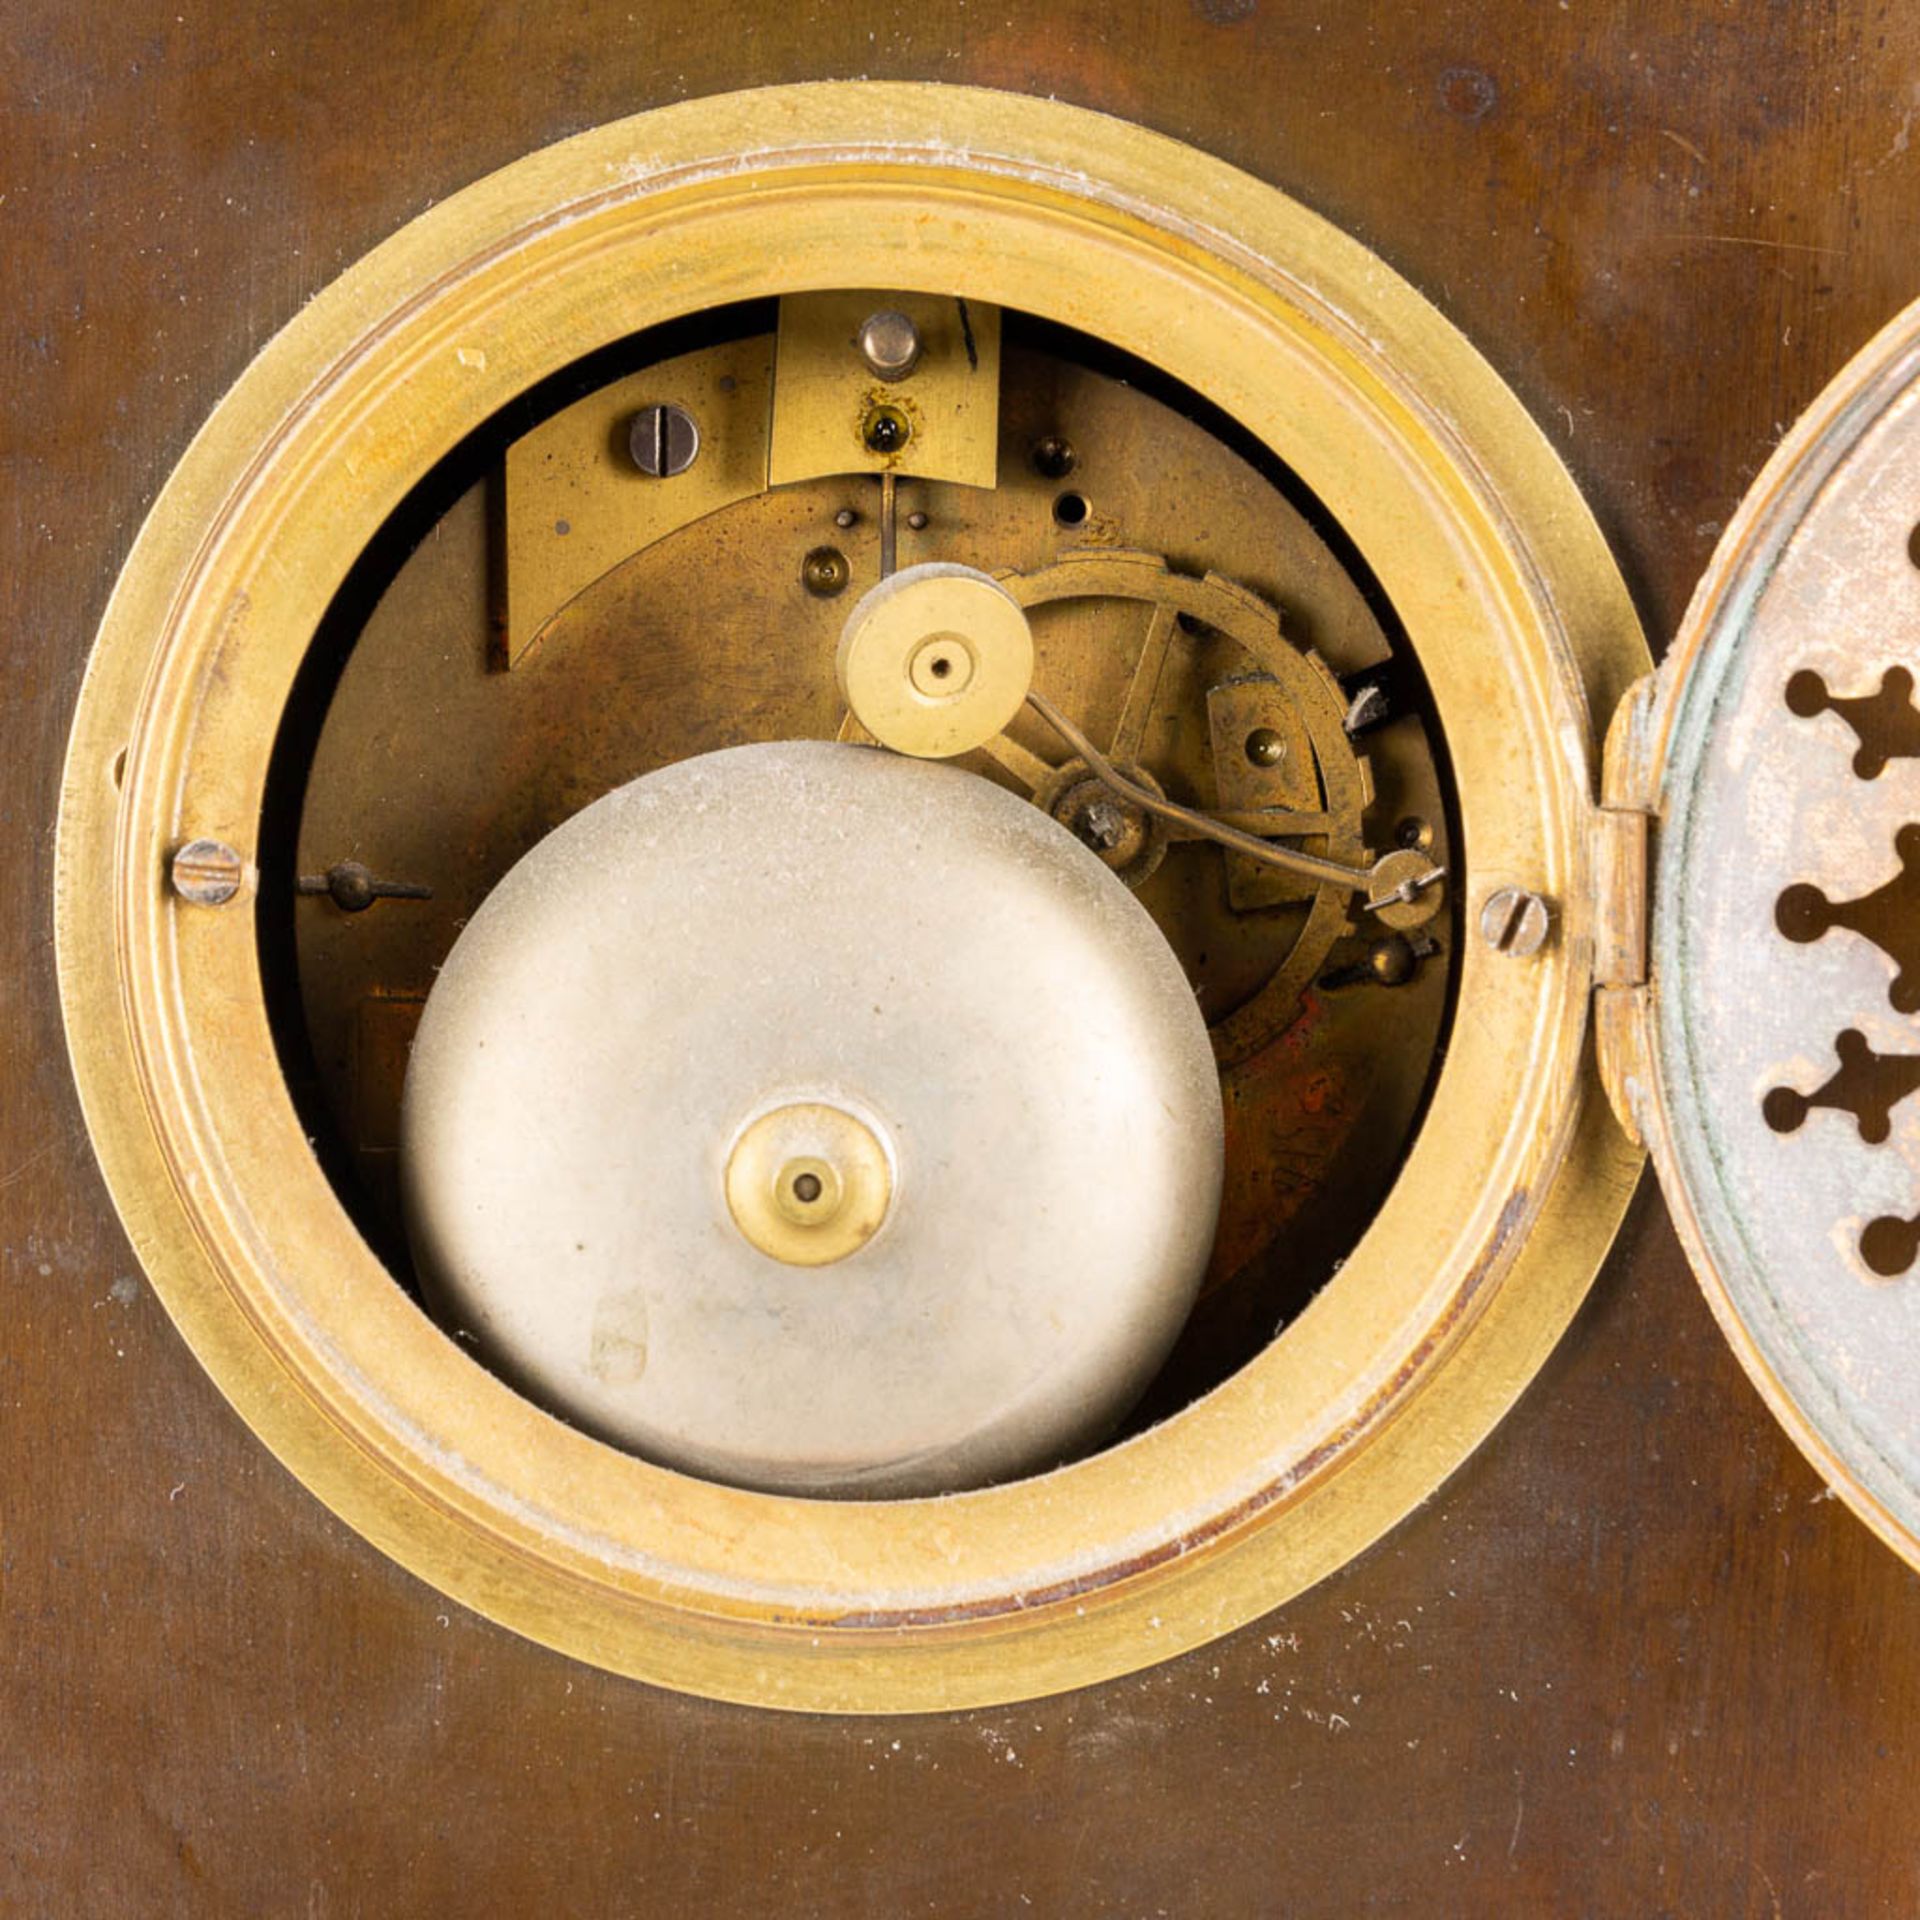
[
  {"x1": 1367, "y1": 935, "x2": 1416, "y2": 985},
  {"x1": 802, "y1": 546, "x2": 851, "y2": 598},
  {"x1": 1032, "y1": 435, "x2": 1077, "y2": 480},
  {"x1": 1317, "y1": 932, "x2": 1426, "y2": 992},
  {"x1": 1244, "y1": 727, "x2": 1287, "y2": 768},
  {"x1": 863, "y1": 406, "x2": 910, "y2": 455},
  {"x1": 170, "y1": 838, "x2": 247, "y2": 906},
  {"x1": 1479, "y1": 886, "x2": 1550, "y2": 956}
]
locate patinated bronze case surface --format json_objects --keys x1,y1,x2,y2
[{"x1": 9, "y1": 3, "x2": 1920, "y2": 1912}]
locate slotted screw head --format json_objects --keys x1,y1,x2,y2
[
  {"x1": 170, "y1": 839, "x2": 246, "y2": 906},
  {"x1": 628, "y1": 403, "x2": 700, "y2": 477},
  {"x1": 1478, "y1": 885, "x2": 1551, "y2": 956}
]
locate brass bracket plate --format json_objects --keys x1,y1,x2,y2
[
  {"x1": 503, "y1": 343, "x2": 773, "y2": 666},
  {"x1": 768, "y1": 290, "x2": 1000, "y2": 489},
  {"x1": 1207, "y1": 676, "x2": 1342, "y2": 911}
]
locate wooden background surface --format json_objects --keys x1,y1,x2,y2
[{"x1": 7, "y1": 2, "x2": 1918, "y2": 1912}]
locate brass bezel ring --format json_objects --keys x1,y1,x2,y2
[{"x1": 56, "y1": 83, "x2": 1647, "y2": 1712}]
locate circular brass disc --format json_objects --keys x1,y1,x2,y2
[
  {"x1": 836, "y1": 562, "x2": 1034, "y2": 756},
  {"x1": 725, "y1": 1102, "x2": 894, "y2": 1268},
  {"x1": 57, "y1": 84, "x2": 1647, "y2": 1712}
]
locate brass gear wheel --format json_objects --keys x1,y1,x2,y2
[{"x1": 982, "y1": 548, "x2": 1378, "y2": 1065}]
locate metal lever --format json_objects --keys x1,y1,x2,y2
[{"x1": 1021, "y1": 690, "x2": 1445, "y2": 915}]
